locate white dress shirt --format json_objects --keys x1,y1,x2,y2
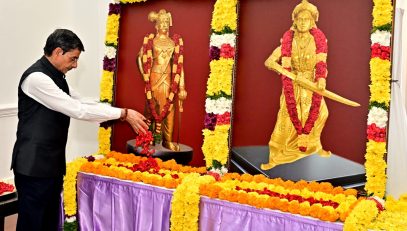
[{"x1": 21, "y1": 72, "x2": 121, "y2": 123}]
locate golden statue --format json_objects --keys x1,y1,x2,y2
[
  {"x1": 261, "y1": 0, "x2": 332, "y2": 170},
  {"x1": 137, "y1": 9, "x2": 187, "y2": 151}
]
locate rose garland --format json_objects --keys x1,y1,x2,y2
[
  {"x1": 141, "y1": 33, "x2": 184, "y2": 123},
  {"x1": 280, "y1": 28, "x2": 327, "y2": 152},
  {"x1": 364, "y1": 0, "x2": 393, "y2": 199},
  {"x1": 202, "y1": 0, "x2": 238, "y2": 173}
]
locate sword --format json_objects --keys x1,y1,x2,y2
[{"x1": 278, "y1": 68, "x2": 360, "y2": 107}]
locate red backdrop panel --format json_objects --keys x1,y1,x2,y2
[
  {"x1": 111, "y1": 1, "x2": 213, "y2": 166},
  {"x1": 232, "y1": 0, "x2": 372, "y2": 164},
  {"x1": 113, "y1": 0, "x2": 373, "y2": 167}
]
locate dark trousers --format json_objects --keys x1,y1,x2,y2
[{"x1": 14, "y1": 173, "x2": 63, "y2": 231}]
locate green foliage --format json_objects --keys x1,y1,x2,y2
[
  {"x1": 207, "y1": 91, "x2": 233, "y2": 100},
  {"x1": 63, "y1": 221, "x2": 78, "y2": 231},
  {"x1": 371, "y1": 23, "x2": 392, "y2": 33},
  {"x1": 211, "y1": 160, "x2": 224, "y2": 170},
  {"x1": 212, "y1": 26, "x2": 236, "y2": 35},
  {"x1": 368, "y1": 101, "x2": 388, "y2": 111}
]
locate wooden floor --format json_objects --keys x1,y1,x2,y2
[{"x1": 5, "y1": 214, "x2": 17, "y2": 231}]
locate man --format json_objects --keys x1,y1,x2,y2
[{"x1": 10, "y1": 29, "x2": 148, "y2": 231}]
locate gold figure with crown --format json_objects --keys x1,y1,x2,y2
[
  {"x1": 261, "y1": 0, "x2": 332, "y2": 170},
  {"x1": 137, "y1": 9, "x2": 187, "y2": 152}
]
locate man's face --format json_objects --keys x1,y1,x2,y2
[{"x1": 55, "y1": 48, "x2": 81, "y2": 74}]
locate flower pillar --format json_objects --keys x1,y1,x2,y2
[
  {"x1": 202, "y1": 0, "x2": 238, "y2": 173},
  {"x1": 364, "y1": 0, "x2": 393, "y2": 198}
]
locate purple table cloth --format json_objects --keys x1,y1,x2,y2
[{"x1": 77, "y1": 172, "x2": 343, "y2": 231}]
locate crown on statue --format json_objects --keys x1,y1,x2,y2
[{"x1": 292, "y1": 0, "x2": 319, "y2": 22}]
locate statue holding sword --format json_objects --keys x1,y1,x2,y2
[{"x1": 261, "y1": 0, "x2": 359, "y2": 170}]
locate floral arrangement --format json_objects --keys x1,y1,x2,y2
[
  {"x1": 63, "y1": 151, "x2": 362, "y2": 231},
  {"x1": 0, "y1": 181, "x2": 14, "y2": 195},
  {"x1": 63, "y1": 150, "x2": 407, "y2": 230},
  {"x1": 368, "y1": 194, "x2": 407, "y2": 230},
  {"x1": 280, "y1": 27, "x2": 327, "y2": 151},
  {"x1": 364, "y1": 0, "x2": 393, "y2": 199},
  {"x1": 62, "y1": 156, "x2": 94, "y2": 230},
  {"x1": 170, "y1": 174, "x2": 215, "y2": 231},
  {"x1": 200, "y1": 173, "x2": 358, "y2": 222},
  {"x1": 97, "y1": 3, "x2": 122, "y2": 154},
  {"x1": 341, "y1": 0, "x2": 394, "y2": 229},
  {"x1": 202, "y1": 0, "x2": 238, "y2": 173}
]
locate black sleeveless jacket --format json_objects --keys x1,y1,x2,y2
[{"x1": 11, "y1": 56, "x2": 70, "y2": 177}]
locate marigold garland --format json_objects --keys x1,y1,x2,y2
[
  {"x1": 364, "y1": 0, "x2": 393, "y2": 199},
  {"x1": 203, "y1": 0, "x2": 238, "y2": 172},
  {"x1": 170, "y1": 174, "x2": 215, "y2": 231},
  {"x1": 200, "y1": 177, "x2": 357, "y2": 222},
  {"x1": 343, "y1": 199, "x2": 379, "y2": 231},
  {"x1": 63, "y1": 157, "x2": 88, "y2": 227}
]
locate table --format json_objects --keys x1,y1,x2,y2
[
  {"x1": 77, "y1": 172, "x2": 344, "y2": 231},
  {"x1": 0, "y1": 193, "x2": 18, "y2": 231}
]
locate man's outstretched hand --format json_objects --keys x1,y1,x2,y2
[{"x1": 124, "y1": 109, "x2": 148, "y2": 134}]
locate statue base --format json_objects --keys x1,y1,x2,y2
[
  {"x1": 126, "y1": 139, "x2": 193, "y2": 165},
  {"x1": 231, "y1": 146, "x2": 366, "y2": 188}
]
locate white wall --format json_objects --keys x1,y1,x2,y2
[{"x1": 0, "y1": 0, "x2": 109, "y2": 180}]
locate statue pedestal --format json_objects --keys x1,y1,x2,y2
[
  {"x1": 231, "y1": 146, "x2": 366, "y2": 188},
  {"x1": 126, "y1": 139, "x2": 193, "y2": 165}
]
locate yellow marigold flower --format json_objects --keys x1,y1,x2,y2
[
  {"x1": 211, "y1": 0, "x2": 238, "y2": 32},
  {"x1": 207, "y1": 59, "x2": 234, "y2": 96},
  {"x1": 100, "y1": 70, "x2": 114, "y2": 103},
  {"x1": 372, "y1": 0, "x2": 393, "y2": 27},
  {"x1": 105, "y1": 14, "x2": 120, "y2": 45},
  {"x1": 98, "y1": 127, "x2": 112, "y2": 154}
]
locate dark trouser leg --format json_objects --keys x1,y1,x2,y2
[{"x1": 14, "y1": 173, "x2": 63, "y2": 231}]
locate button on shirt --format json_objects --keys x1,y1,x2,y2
[{"x1": 21, "y1": 72, "x2": 121, "y2": 123}]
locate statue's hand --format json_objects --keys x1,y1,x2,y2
[
  {"x1": 317, "y1": 78, "x2": 326, "y2": 91},
  {"x1": 178, "y1": 89, "x2": 187, "y2": 101}
]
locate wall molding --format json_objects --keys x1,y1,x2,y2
[{"x1": 0, "y1": 104, "x2": 17, "y2": 118}]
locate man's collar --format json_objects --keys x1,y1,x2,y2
[{"x1": 40, "y1": 56, "x2": 65, "y2": 78}]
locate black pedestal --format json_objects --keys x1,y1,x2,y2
[
  {"x1": 231, "y1": 146, "x2": 366, "y2": 188},
  {"x1": 126, "y1": 139, "x2": 193, "y2": 165}
]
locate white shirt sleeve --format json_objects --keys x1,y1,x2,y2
[{"x1": 21, "y1": 72, "x2": 122, "y2": 123}]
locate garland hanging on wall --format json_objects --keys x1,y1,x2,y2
[
  {"x1": 364, "y1": 0, "x2": 393, "y2": 199},
  {"x1": 202, "y1": 0, "x2": 238, "y2": 174}
]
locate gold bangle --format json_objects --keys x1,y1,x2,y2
[{"x1": 120, "y1": 108, "x2": 128, "y2": 121}]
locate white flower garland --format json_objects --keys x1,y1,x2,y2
[
  {"x1": 104, "y1": 46, "x2": 117, "y2": 59},
  {"x1": 205, "y1": 97, "x2": 232, "y2": 114},
  {"x1": 367, "y1": 106, "x2": 388, "y2": 128},
  {"x1": 210, "y1": 33, "x2": 236, "y2": 48},
  {"x1": 371, "y1": 30, "x2": 392, "y2": 46}
]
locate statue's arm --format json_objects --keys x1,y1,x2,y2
[
  {"x1": 137, "y1": 48, "x2": 145, "y2": 78},
  {"x1": 178, "y1": 66, "x2": 187, "y2": 100},
  {"x1": 264, "y1": 46, "x2": 286, "y2": 75}
]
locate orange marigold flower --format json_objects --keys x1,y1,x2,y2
[
  {"x1": 240, "y1": 173, "x2": 254, "y2": 182},
  {"x1": 343, "y1": 188, "x2": 358, "y2": 196},
  {"x1": 288, "y1": 200, "x2": 301, "y2": 214},
  {"x1": 237, "y1": 192, "x2": 249, "y2": 204},
  {"x1": 253, "y1": 174, "x2": 267, "y2": 183}
]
